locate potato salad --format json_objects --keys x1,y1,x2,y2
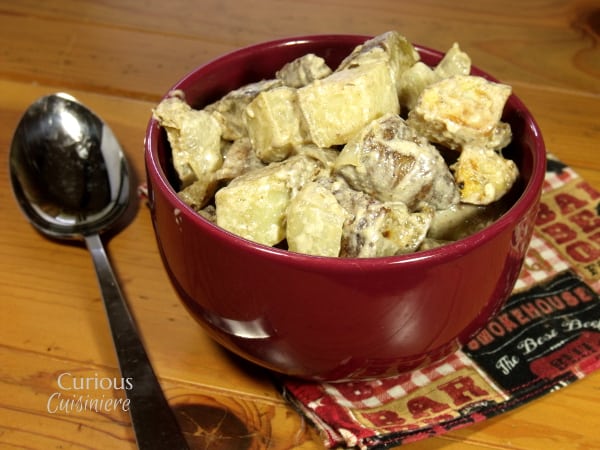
[{"x1": 153, "y1": 31, "x2": 518, "y2": 258}]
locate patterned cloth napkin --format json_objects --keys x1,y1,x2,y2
[{"x1": 281, "y1": 154, "x2": 600, "y2": 449}]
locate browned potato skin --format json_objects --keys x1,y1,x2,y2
[{"x1": 334, "y1": 113, "x2": 459, "y2": 211}]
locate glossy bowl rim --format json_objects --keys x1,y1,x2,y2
[{"x1": 145, "y1": 33, "x2": 546, "y2": 273}]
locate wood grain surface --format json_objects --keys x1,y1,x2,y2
[{"x1": 1, "y1": 0, "x2": 599, "y2": 448}]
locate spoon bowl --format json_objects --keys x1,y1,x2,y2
[
  {"x1": 9, "y1": 93, "x2": 129, "y2": 239},
  {"x1": 9, "y1": 93, "x2": 189, "y2": 449}
]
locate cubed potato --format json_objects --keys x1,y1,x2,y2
[
  {"x1": 398, "y1": 43, "x2": 470, "y2": 111},
  {"x1": 434, "y1": 43, "x2": 471, "y2": 78},
  {"x1": 338, "y1": 31, "x2": 420, "y2": 94},
  {"x1": 292, "y1": 144, "x2": 339, "y2": 171},
  {"x1": 177, "y1": 177, "x2": 218, "y2": 211},
  {"x1": 398, "y1": 62, "x2": 438, "y2": 111},
  {"x1": 340, "y1": 197, "x2": 433, "y2": 258},
  {"x1": 276, "y1": 53, "x2": 332, "y2": 88},
  {"x1": 205, "y1": 79, "x2": 282, "y2": 141},
  {"x1": 244, "y1": 86, "x2": 307, "y2": 163},
  {"x1": 407, "y1": 75, "x2": 512, "y2": 151},
  {"x1": 215, "y1": 137, "x2": 265, "y2": 182},
  {"x1": 297, "y1": 61, "x2": 399, "y2": 148},
  {"x1": 152, "y1": 93, "x2": 223, "y2": 187},
  {"x1": 321, "y1": 177, "x2": 433, "y2": 258},
  {"x1": 335, "y1": 114, "x2": 459, "y2": 211},
  {"x1": 451, "y1": 145, "x2": 519, "y2": 205},
  {"x1": 427, "y1": 202, "x2": 506, "y2": 241},
  {"x1": 215, "y1": 154, "x2": 326, "y2": 246},
  {"x1": 287, "y1": 182, "x2": 348, "y2": 257}
]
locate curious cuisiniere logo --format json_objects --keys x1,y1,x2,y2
[{"x1": 47, "y1": 372, "x2": 132, "y2": 414}]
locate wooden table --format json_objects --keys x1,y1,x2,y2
[{"x1": 1, "y1": 1, "x2": 599, "y2": 448}]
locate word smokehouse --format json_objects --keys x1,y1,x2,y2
[{"x1": 467, "y1": 282, "x2": 595, "y2": 351}]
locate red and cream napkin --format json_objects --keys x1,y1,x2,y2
[{"x1": 281, "y1": 155, "x2": 600, "y2": 448}]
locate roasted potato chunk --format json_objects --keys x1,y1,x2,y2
[
  {"x1": 433, "y1": 42, "x2": 471, "y2": 79},
  {"x1": 428, "y1": 202, "x2": 507, "y2": 241},
  {"x1": 338, "y1": 30, "x2": 420, "y2": 94},
  {"x1": 276, "y1": 53, "x2": 332, "y2": 88},
  {"x1": 177, "y1": 178, "x2": 217, "y2": 211},
  {"x1": 215, "y1": 154, "x2": 331, "y2": 246},
  {"x1": 297, "y1": 60, "x2": 399, "y2": 148},
  {"x1": 341, "y1": 200, "x2": 432, "y2": 258},
  {"x1": 335, "y1": 114, "x2": 459, "y2": 211},
  {"x1": 205, "y1": 79, "x2": 282, "y2": 141},
  {"x1": 216, "y1": 137, "x2": 265, "y2": 182},
  {"x1": 407, "y1": 75, "x2": 512, "y2": 151},
  {"x1": 398, "y1": 62, "x2": 438, "y2": 111},
  {"x1": 399, "y1": 43, "x2": 471, "y2": 110},
  {"x1": 152, "y1": 92, "x2": 223, "y2": 187},
  {"x1": 244, "y1": 86, "x2": 308, "y2": 163},
  {"x1": 452, "y1": 145, "x2": 518, "y2": 205},
  {"x1": 287, "y1": 182, "x2": 348, "y2": 257},
  {"x1": 321, "y1": 177, "x2": 433, "y2": 257}
]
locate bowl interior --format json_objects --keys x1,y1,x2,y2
[{"x1": 146, "y1": 34, "x2": 546, "y2": 267}]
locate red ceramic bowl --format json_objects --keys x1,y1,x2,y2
[{"x1": 144, "y1": 35, "x2": 546, "y2": 381}]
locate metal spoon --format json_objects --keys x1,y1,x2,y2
[{"x1": 9, "y1": 93, "x2": 189, "y2": 449}]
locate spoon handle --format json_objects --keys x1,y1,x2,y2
[{"x1": 85, "y1": 234, "x2": 190, "y2": 449}]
